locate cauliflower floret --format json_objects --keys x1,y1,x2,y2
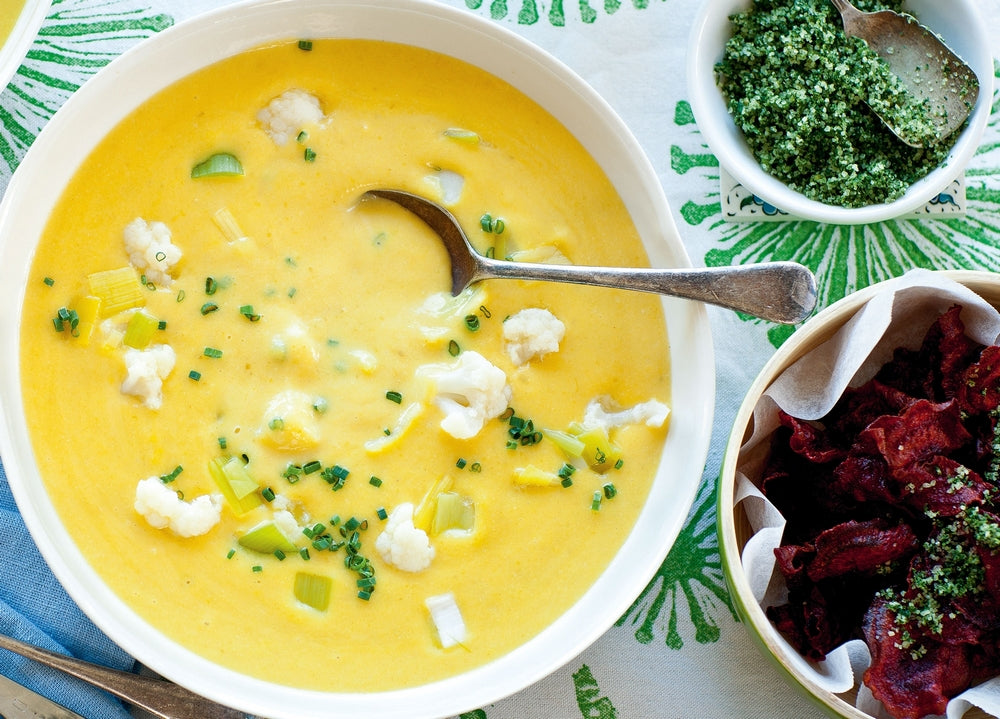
[
  {"x1": 123, "y1": 218, "x2": 181, "y2": 288},
  {"x1": 256, "y1": 89, "x2": 326, "y2": 146},
  {"x1": 375, "y1": 503, "x2": 435, "y2": 572},
  {"x1": 582, "y1": 396, "x2": 670, "y2": 430},
  {"x1": 134, "y1": 477, "x2": 222, "y2": 537},
  {"x1": 503, "y1": 308, "x2": 565, "y2": 366},
  {"x1": 270, "y1": 318, "x2": 321, "y2": 367},
  {"x1": 121, "y1": 344, "x2": 176, "y2": 410},
  {"x1": 258, "y1": 389, "x2": 321, "y2": 451},
  {"x1": 416, "y1": 350, "x2": 511, "y2": 440}
]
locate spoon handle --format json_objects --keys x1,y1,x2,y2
[
  {"x1": 478, "y1": 259, "x2": 817, "y2": 324},
  {"x1": 0, "y1": 633, "x2": 246, "y2": 719}
]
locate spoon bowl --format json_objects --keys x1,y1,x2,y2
[
  {"x1": 363, "y1": 189, "x2": 818, "y2": 325},
  {"x1": 829, "y1": 0, "x2": 979, "y2": 147}
]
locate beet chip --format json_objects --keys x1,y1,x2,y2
[
  {"x1": 766, "y1": 585, "x2": 844, "y2": 662},
  {"x1": 779, "y1": 411, "x2": 846, "y2": 464},
  {"x1": 894, "y1": 456, "x2": 992, "y2": 518},
  {"x1": 859, "y1": 399, "x2": 971, "y2": 471},
  {"x1": 806, "y1": 519, "x2": 919, "y2": 582},
  {"x1": 958, "y1": 344, "x2": 1000, "y2": 416},
  {"x1": 876, "y1": 305, "x2": 981, "y2": 402},
  {"x1": 863, "y1": 597, "x2": 974, "y2": 719}
]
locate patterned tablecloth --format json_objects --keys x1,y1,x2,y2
[{"x1": 1, "y1": 0, "x2": 999, "y2": 718}]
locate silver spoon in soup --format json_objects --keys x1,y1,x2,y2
[{"x1": 362, "y1": 189, "x2": 818, "y2": 325}]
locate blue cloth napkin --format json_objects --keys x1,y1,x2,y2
[{"x1": 0, "y1": 460, "x2": 135, "y2": 719}]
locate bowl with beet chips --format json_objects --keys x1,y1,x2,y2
[{"x1": 720, "y1": 270, "x2": 1000, "y2": 719}]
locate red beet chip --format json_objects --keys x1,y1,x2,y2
[
  {"x1": 859, "y1": 399, "x2": 971, "y2": 471},
  {"x1": 766, "y1": 585, "x2": 844, "y2": 662},
  {"x1": 779, "y1": 411, "x2": 847, "y2": 464},
  {"x1": 894, "y1": 456, "x2": 992, "y2": 518},
  {"x1": 806, "y1": 519, "x2": 919, "y2": 582},
  {"x1": 863, "y1": 596, "x2": 974, "y2": 719},
  {"x1": 958, "y1": 344, "x2": 1000, "y2": 415},
  {"x1": 830, "y1": 450, "x2": 899, "y2": 505}
]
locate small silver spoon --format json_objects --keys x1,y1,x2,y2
[
  {"x1": 829, "y1": 0, "x2": 979, "y2": 146},
  {"x1": 363, "y1": 189, "x2": 817, "y2": 325},
  {"x1": 0, "y1": 633, "x2": 245, "y2": 719}
]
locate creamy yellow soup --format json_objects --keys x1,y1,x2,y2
[
  {"x1": 0, "y1": 1, "x2": 27, "y2": 51},
  {"x1": 21, "y1": 39, "x2": 671, "y2": 692}
]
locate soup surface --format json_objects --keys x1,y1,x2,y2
[
  {"x1": 0, "y1": 1, "x2": 27, "y2": 51},
  {"x1": 21, "y1": 39, "x2": 671, "y2": 691}
]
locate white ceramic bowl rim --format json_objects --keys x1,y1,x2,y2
[
  {"x1": 686, "y1": 0, "x2": 995, "y2": 225},
  {"x1": 0, "y1": 1, "x2": 716, "y2": 717},
  {"x1": 0, "y1": 0, "x2": 50, "y2": 92}
]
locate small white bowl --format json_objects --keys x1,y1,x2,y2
[
  {"x1": 0, "y1": 1, "x2": 715, "y2": 717},
  {"x1": 0, "y1": 1, "x2": 49, "y2": 91},
  {"x1": 687, "y1": 0, "x2": 994, "y2": 225}
]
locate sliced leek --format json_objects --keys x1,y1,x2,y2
[{"x1": 87, "y1": 267, "x2": 145, "y2": 317}]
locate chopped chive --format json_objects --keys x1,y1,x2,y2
[
  {"x1": 369, "y1": 476, "x2": 383, "y2": 488},
  {"x1": 283, "y1": 464, "x2": 303, "y2": 483},
  {"x1": 591, "y1": 491, "x2": 602, "y2": 511},
  {"x1": 304, "y1": 148, "x2": 317, "y2": 162},
  {"x1": 188, "y1": 370, "x2": 202, "y2": 381},
  {"x1": 43, "y1": 277, "x2": 54, "y2": 286},
  {"x1": 506, "y1": 440, "x2": 518, "y2": 450},
  {"x1": 448, "y1": 339, "x2": 460, "y2": 356},
  {"x1": 376, "y1": 507, "x2": 388, "y2": 520},
  {"x1": 464, "y1": 314, "x2": 480, "y2": 332},
  {"x1": 456, "y1": 458, "x2": 467, "y2": 469},
  {"x1": 157, "y1": 320, "x2": 167, "y2": 330},
  {"x1": 274, "y1": 549, "x2": 287, "y2": 561},
  {"x1": 558, "y1": 463, "x2": 577, "y2": 478},
  {"x1": 602, "y1": 482, "x2": 617, "y2": 499},
  {"x1": 470, "y1": 462, "x2": 482, "y2": 473},
  {"x1": 296, "y1": 130, "x2": 309, "y2": 143},
  {"x1": 159, "y1": 465, "x2": 184, "y2": 483},
  {"x1": 200, "y1": 302, "x2": 219, "y2": 316},
  {"x1": 385, "y1": 390, "x2": 402, "y2": 404},
  {"x1": 288, "y1": 287, "x2": 297, "y2": 298},
  {"x1": 299, "y1": 547, "x2": 311, "y2": 560},
  {"x1": 239, "y1": 304, "x2": 261, "y2": 321},
  {"x1": 303, "y1": 460, "x2": 322, "y2": 474},
  {"x1": 262, "y1": 487, "x2": 276, "y2": 502},
  {"x1": 614, "y1": 458, "x2": 624, "y2": 470},
  {"x1": 203, "y1": 347, "x2": 223, "y2": 358},
  {"x1": 176, "y1": 289, "x2": 186, "y2": 302},
  {"x1": 218, "y1": 436, "x2": 227, "y2": 450},
  {"x1": 561, "y1": 476, "x2": 574, "y2": 488},
  {"x1": 358, "y1": 590, "x2": 372, "y2": 601},
  {"x1": 268, "y1": 418, "x2": 285, "y2": 431},
  {"x1": 252, "y1": 565, "x2": 263, "y2": 573},
  {"x1": 226, "y1": 549, "x2": 236, "y2": 559},
  {"x1": 205, "y1": 277, "x2": 218, "y2": 295},
  {"x1": 344, "y1": 517, "x2": 361, "y2": 531},
  {"x1": 298, "y1": 39, "x2": 313, "y2": 51}
]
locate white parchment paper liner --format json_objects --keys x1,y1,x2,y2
[{"x1": 735, "y1": 269, "x2": 1000, "y2": 719}]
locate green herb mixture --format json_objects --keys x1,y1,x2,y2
[{"x1": 715, "y1": 0, "x2": 955, "y2": 208}]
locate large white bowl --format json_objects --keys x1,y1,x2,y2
[
  {"x1": 0, "y1": 1, "x2": 715, "y2": 717},
  {"x1": 0, "y1": 0, "x2": 49, "y2": 91},
  {"x1": 687, "y1": 0, "x2": 994, "y2": 225}
]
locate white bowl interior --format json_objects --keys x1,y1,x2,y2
[
  {"x1": 0, "y1": 1, "x2": 715, "y2": 717},
  {"x1": 687, "y1": 0, "x2": 995, "y2": 225},
  {"x1": 0, "y1": 0, "x2": 49, "y2": 91}
]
